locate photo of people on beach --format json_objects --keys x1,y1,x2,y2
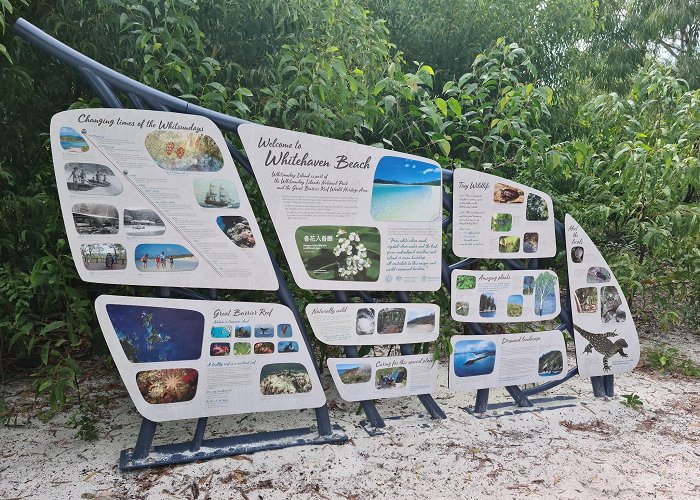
[
  {"x1": 134, "y1": 244, "x2": 198, "y2": 272},
  {"x1": 217, "y1": 216, "x2": 256, "y2": 248},
  {"x1": 369, "y1": 156, "x2": 441, "y2": 221},
  {"x1": 375, "y1": 367, "x2": 407, "y2": 389},
  {"x1": 80, "y1": 243, "x2": 127, "y2": 271},
  {"x1": 295, "y1": 226, "x2": 380, "y2": 282},
  {"x1": 59, "y1": 126, "x2": 89, "y2": 152},
  {"x1": 72, "y1": 203, "x2": 119, "y2": 235},
  {"x1": 136, "y1": 368, "x2": 198, "y2": 404},
  {"x1": 65, "y1": 163, "x2": 123, "y2": 196},
  {"x1": 124, "y1": 208, "x2": 166, "y2": 236},
  {"x1": 193, "y1": 178, "x2": 240, "y2": 208},
  {"x1": 106, "y1": 304, "x2": 204, "y2": 363},
  {"x1": 145, "y1": 131, "x2": 224, "y2": 171}
]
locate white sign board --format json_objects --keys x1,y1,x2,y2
[
  {"x1": 452, "y1": 170, "x2": 556, "y2": 258},
  {"x1": 50, "y1": 109, "x2": 277, "y2": 290},
  {"x1": 95, "y1": 295, "x2": 326, "y2": 421},
  {"x1": 327, "y1": 355, "x2": 438, "y2": 401},
  {"x1": 239, "y1": 123, "x2": 443, "y2": 291},
  {"x1": 306, "y1": 303, "x2": 439, "y2": 345},
  {"x1": 448, "y1": 331, "x2": 568, "y2": 391},
  {"x1": 451, "y1": 270, "x2": 561, "y2": 322},
  {"x1": 565, "y1": 215, "x2": 640, "y2": 377}
]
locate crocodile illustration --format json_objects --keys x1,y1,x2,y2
[{"x1": 573, "y1": 324, "x2": 629, "y2": 371}]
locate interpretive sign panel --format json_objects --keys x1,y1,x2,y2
[
  {"x1": 451, "y1": 270, "x2": 561, "y2": 322},
  {"x1": 306, "y1": 303, "x2": 439, "y2": 345},
  {"x1": 239, "y1": 124, "x2": 443, "y2": 291},
  {"x1": 327, "y1": 355, "x2": 438, "y2": 402},
  {"x1": 448, "y1": 331, "x2": 568, "y2": 391},
  {"x1": 565, "y1": 215, "x2": 640, "y2": 377},
  {"x1": 452, "y1": 169, "x2": 556, "y2": 258},
  {"x1": 50, "y1": 109, "x2": 277, "y2": 289},
  {"x1": 95, "y1": 295, "x2": 326, "y2": 422}
]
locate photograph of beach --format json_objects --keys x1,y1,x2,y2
[
  {"x1": 193, "y1": 178, "x2": 240, "y2": 208},
  {"x1": 370, "y1": 155, "x2": 441, "y2": 221},
  {"x1": 106, "y1": 304, "x2": 204, "y2": 363},
  {"x1": 405, "y1": 308, "x2": 436, "y2": 333},
  {"x1": 134, "y1": 243, "x2": 198, "y2": 272},
  {"x1": 72, "y1": 203, "x2": 119, "y2": 235},
  {"x1": 80, "y1": 243, "x2": 127, "y2": 271},
  {"x1": 59, "y1": 126, "x2": 89, "y2": 152},
  {"x1": 145, "y1": 131, "x2": 223, "y2": 172},
  {"x1": 64, "y1": 163, "x2": 123, "y2": 196},
  {"x1": 124, "y1": 208, "x2": 166, "y2": 236}
]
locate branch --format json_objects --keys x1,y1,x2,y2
[{"x1": 657, "y1": 38, "x2": 681, "y2": 59}]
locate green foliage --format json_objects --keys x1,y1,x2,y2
[
  {"x1": 646, "y1": 345, "x2": 700, "y2": 377},
  {"x1": 67, "y1": 396, "x2": 107, "y2": 441},
  {"x1": 620, "y1": 393, "x2": 644, "y2": 410}
]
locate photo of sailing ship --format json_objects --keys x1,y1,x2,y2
[
  {"x1": 124, "y1": 208, "x2": 166, "y2": 236},
  {"x1": 370, "y1": 156, "x2": 441, "y2": 221},
  {"x1": 193, "y1": 178, "x2": 240, "y2": 208},
  {"x1": 106, "y1": 304, "x2": 204, "y2": 363},
  {"x1": 71, "y1": 203, "x2": 119, "y2": 234},
  {"x1": 64, "y1": 163, "x2": 123, "y2": 196},
  {"x1": 145, "y1": 131, "x2": 224, "y2": 171}
]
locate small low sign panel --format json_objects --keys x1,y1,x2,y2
[
  {"x1": 328, "y1": 355, "x2": 438, "y2": 402},
  {"x1": 451, "y1": 270, "x2": 561, "y2": 323},
  {"x1": 452, "y1": 169, "x2": 556, "y2": 258},
  {"x1": 50, "y1": 109, "x2": 278, "y2": 289},
  {"x1": 448, "y1": 331, "x2": 568, "y2": 391},
  {"x1": 306, "y1": 303, "x2": 439, "y2": 345},
  {"x1": 239, "y1": 124, "x2": 443, "y2": 291},
  {"x1": 565, "y1": 215, "x2": 640, "y2": 377},
  {"x1": 95, "y1": 295, "x2": 326, "y2": 421}
]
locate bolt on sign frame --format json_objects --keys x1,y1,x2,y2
[{"x1": 14, "y1": 18, "x2": 348, "y2": 471}]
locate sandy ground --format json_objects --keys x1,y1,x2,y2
[{"x1": 1, "y1": 330, "x2": 699, "y2": 500}]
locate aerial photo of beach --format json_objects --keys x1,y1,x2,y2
[
  {"x1": 145, "y1": 131, "x2": 223, "y2": 171},
  {"x1": 193, "y1": 178, "x2": 240, "y2": 208},
  {"x1": 136, "y1": 368, "x2": 199, "y2": 404},
  {"x1": 259, "y1": 363, "x2": 312, "y2": 395},
  {"x1": 124, "y1": 208, "x2": 166, "y2": 236},
  {"x1": 72, "y1": 203, "x2": 119, "y2": 235},
  {"x1": 295, "y1": 226, "x2": 380, "y2": 281},
  {"x1": 370, "y1": 156, "x2": 441, "y2": 221},
  {"x1": 453, "y1": 339, "x2": 496, "y2": 377},
  {"x1": 106, "y1": 304, "x2": 204, "y2": 363},
  {"x1": 65, "y1": 163, "x2": 123, "y2": 196},
  {"x1": 80, "y1": 243, "x2": 127, "y2": 271},
  {"x1": 134, "y1": 243, "x2": 198, "y2": 272},
  {"x1": 59, "y1": 127, "x2": 89, "y2": 152}
]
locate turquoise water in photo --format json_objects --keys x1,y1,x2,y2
[{"x1": 370, "y1": 185, "x2": 440, "y2": 221}]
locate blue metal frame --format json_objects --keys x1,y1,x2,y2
[
  {"x1": 440, "y1": 170, "x2": 614, "y2": 412},
  {"x1": 14, "y1": 18, "x2": 347, "y2": 471}
]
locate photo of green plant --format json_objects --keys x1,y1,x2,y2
[
  {"x1": 507, "y1": 295, "x2": 523, "y2": 317},
  {"x1": 337, "y1": 363, "x2": 372, "y2": 384},
  {"x1": 455, "y1": 301, "x2": 470, "y2": 316},
  {"x1": 294, "y1": 226, "x2": 380, "y2": 281},
  {"x1": 574, "y1": 287, "x2": 598, "y2": 313},
  {"x1": 498, "y1": 236, "x2": 520, "y2": 253},
  {"x1": 456, "y1": 275, "x2": 476, "y2": 289},
  {"x1": 490, "y1": 213, "x2": 512, "y2": 232},
  {"x1": 526, "y1": 193, "x2": 549, "y2": 221},
  {"x1": 233, "y1": 342, "x2": 251, "y2": 355}
]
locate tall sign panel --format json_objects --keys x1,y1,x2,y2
[
  {"x1": 239, "y1": 124, "x2": 443, "y2": 291},
  {"x1": 50, "y1": 110, "x2": 278, "y2": 289}
]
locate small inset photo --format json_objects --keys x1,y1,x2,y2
[
  {"x1": 235, "y1": 325, "x2": 252, "y2": 338},
  {"x1": 254, "y1": 325, "x2": 274, "y2": 338},
  {"x1": 377, "y1": 308, "x2": 406, "y2": 334},
  {"x1": 356, "y1": 308, "x2": 376, "y2": 335},
  {"x1": 210, "y1": 342, "x2": 230, "y2": 356},
  {"x1": 277, "y1": 324, "x2": 293, "y2": 338},
  {"x1": 498, "y1": 236, "x2": 520, "y2": 253},
  {"x1": 277, "y1": 341, "x2": 299, "y2": 353},
  {"x1": 210, "y1": 325, "x2": 232, "y2": 338},
  {"x1": 254, "y1": 342, "x2": 275, "y2": 354}
]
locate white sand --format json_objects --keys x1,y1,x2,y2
[{"x1": 0, "y1": 330, "x2": 698, "y2": 499}]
